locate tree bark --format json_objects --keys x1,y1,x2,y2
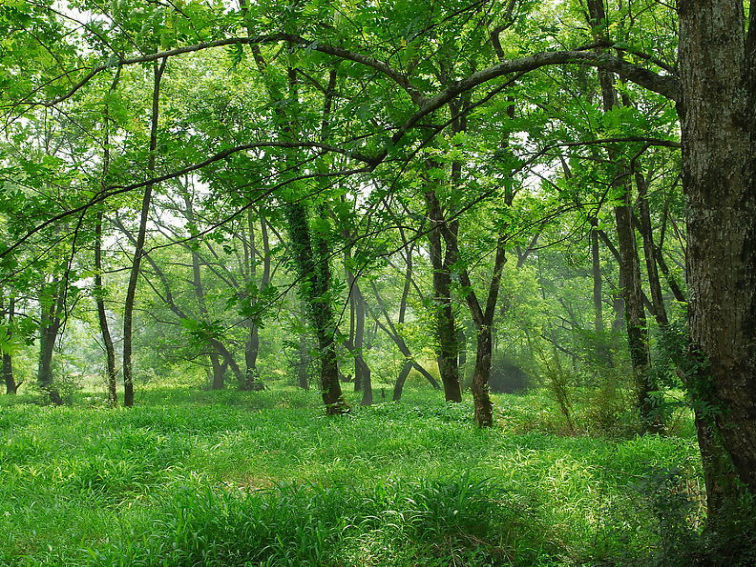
[
  {"x1": 94, "y1": 212, "x2": 118, "y2": 405},
  {"x1": 284, "y1": 201, "x2": 346, "y2": 413},
  {"x1": 678, "y1": 0, "x2": 756, "y2": 515},
  {"x1": 37, "y1": 280, "x2": 64, "y2": 405},
  {"x1": 425, "y1": 188, "x2": 462, "y2": 402}
]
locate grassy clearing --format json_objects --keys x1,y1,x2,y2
[{"x1": 0, "y1": 387, "x2": 710, "y2": 566}]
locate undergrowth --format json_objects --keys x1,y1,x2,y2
[{"x1": 0, "y1": 386, "x2": 725, "y2": 566}]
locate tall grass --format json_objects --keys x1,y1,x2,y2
[{"x1": 0, "y1": 387, "x2": 712, "y2": 566}]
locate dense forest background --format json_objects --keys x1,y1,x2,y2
[{"x1": 1, "y1": 0, "x2": 756, "y2": 565}]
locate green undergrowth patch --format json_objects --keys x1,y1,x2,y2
[{"x1": 0, "y1": 387, "x2": 707, "y2": 566}]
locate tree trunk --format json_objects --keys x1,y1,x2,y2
[
  {"x1": 37, "y1": 283, "x2": 63, "y2": 405},
  {"x1": 241, "y1": 210, "x2": 267, "y2": 391},
  {"x1": 3, "y1": 353, "x2": 17, "y2": 395},
  {"x1": 2, "y1": 298, "x2": 20, "y2": 395},
  {"x1": 297, "y1": 329, "x2": 310, "y2": 390},
  {"x1": 678, "y1": 0, "x2": 756, "y2": 515},
  {"x1": 284, "y1": 201, "x2": 346, "y2": 414},
  {"x1": 587, "y1": 1, "x2": 660, "y2": 433},
  {"x1": 94, "y1": 212, "x2": 118, "y2": 406},
  {"x1": 590, "y1": 218, "x2": 613, "y2": 367},
  {"x1": 635, "y1": 172, "x2": 669, "y2": 327},
  {"x1": 471, "y1": 326, "x2": 494, "y2": 427},
  {"x1": 425, "y1": 189, "x2": 462, "y2": 402},
  {"x1": 122, "y1": 57, "x2": 166, "y2": 407}
]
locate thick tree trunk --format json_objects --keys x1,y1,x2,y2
[
  {"x1": 471, "y1": 326, "x2": 494, "y2": 427},
  {"x1": 284, "y1": 201, "x2": 346, "y2": 413},
  {"x1": 122, "y1": 57, "x2": 166, "y2": 407},
  {"x1": 425, "y1": 190, "x2": 462, "y2": 402},
  {"x1": 678, "y1": 0, "x2": 756, "y2": 514},
  {"x1": 37, "y1": 294, "x2": 63, "y2": 406}
]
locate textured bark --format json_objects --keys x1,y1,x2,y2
[
  {"x1": 425, "y1": 189, "x2": 462, "y2": 402},
  {"x1": 678, "y1": 0, "x2": 756, "y2": 512},
  {"x1": 122, "y1": 57, "x2": 166, "y2": 408},
  {"x1": 284, "y1": 201, "x2": 346, "y2": 413}
]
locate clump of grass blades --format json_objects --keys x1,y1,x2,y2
[{"x1": 87, "y1": 475, "x2": 554, "y2": 567}]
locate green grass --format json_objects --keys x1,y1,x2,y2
[{"x1": 0, "y1": 386, "x2": 711, "y2": 566}]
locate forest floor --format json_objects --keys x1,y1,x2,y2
[{"x1": 0, "y1": 384, "x2": 706, "y2": 566}]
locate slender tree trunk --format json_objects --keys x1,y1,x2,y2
[
  {"x1": 345, "y1": 263, "x2": 371, "y2": 403},
  {"x1": 587, "y1": 1, "x2": 659, "y2": 432},
  {"x1": 655, "y1": 246, "x2": 686, "y2": 304},
  {"x1": 122, "y1": 57, "x2": 166, "y2": 407},
  {"x1": 613, "y1": 194, "x2": 659, "y2": 432},
  {"x1": 635, "y1": 173, "x2": 669, "y2": 326},
  {"x1": 590, "y1": 218, "x2": 612, "y2": 367},
  {"x1": 2, "y1": 298, "x2": 20, "y2": 395},
  {"x1": 95, "y1": 70, "x2": 120, "y2": 407},
  {"x1": 95, "y1": 212, "x2": 118, "y2": 406},
  {"x1": 457, "y1": 231, "x2": 508, "y2": 427},
  {"x1": 241, "y1": 210, "x2": 266, "y2": 391},
  {"x1": 470, "y1": 326, "x2": 494, "y2": 426},
  {"x1": 183, "y1": 194, "x2": 228, "y2": 390},
  {"x1": 297, "y1": 328, "x2": 310, "y2": 390}
]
